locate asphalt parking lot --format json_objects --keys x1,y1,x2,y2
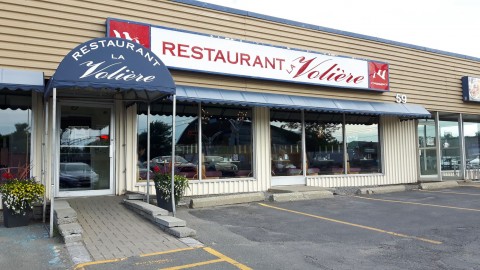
[{"x1": 177, "y1": 185, "x2": 480, "y2": 270}]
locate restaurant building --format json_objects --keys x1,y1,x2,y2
[{"x1": 1, "y1": 0, "x2": 480, "y2": 204}]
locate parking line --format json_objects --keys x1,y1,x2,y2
[
  {"x1": 258, "y1": 203, "x2": 442, "y2": 245},
  {"x1": 203, "y1": 247, "x2": 253, "y2": 270},
  {"x1": 161, "y1": 258, "x2": 224, "y2": 270},
  {"x1": 353, "y1": 196, "x2": 480, "y2": 212},
  {"x1": 74, "y1": 257, "x2": 128, "y2": 270},
  {"x1": 158, "y1": 247, "x2": 252, "y2": 270},
  {"x1": 418, "y1": 190, "x2": 480, "y2": 196},
  {"x1": 140, "y1": 247, "x2": 198, "y2": 257}
]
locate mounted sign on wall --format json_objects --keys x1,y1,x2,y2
[
  {"x1": 106, "y1": 18, "x2": 390, "y2": 92},
  {"x1": 462, "y1": 76, "x2": 480, "y2": 102}
]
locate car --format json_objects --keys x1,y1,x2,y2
[
  {"x1": 150, "y1": 155, "x2": 197, "y2": 173},
  {"x1": 467, "y1": 157, "x2": 480, "y2": 169},
  {"x1": 59, "y1": 162, "x2": 99, "y2": 188},
  {"x1": 204, "y1": 155, "x2": 238, "y2": 173}
]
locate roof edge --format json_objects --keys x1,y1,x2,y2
[{"x1": 173, "y1": 0, "x2": 480, "y2": 62}]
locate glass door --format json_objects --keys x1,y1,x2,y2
[
  {"x1": 418, "y1": 118, "x2": 439, "y2": 179},
  {"x1": 57, "y1": 104, "x2": 114, "y2": 196},
  {"x1": 439, "y1": 113, "x2": 462, "y2": 179}
]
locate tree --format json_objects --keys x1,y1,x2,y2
[{"x1": 138, "y1": 121, "x2": 172, "y2": 161}]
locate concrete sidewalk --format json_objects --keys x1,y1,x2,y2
[
  {"x1": 0, "y1": 221, "x2": 71, "y2": 270},
  {"x1": 67, "y1": 196, "x2": 188, "y2": 262}
]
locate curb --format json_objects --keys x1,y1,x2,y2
[
  {"x1": 269, "y1": 190, "x2": 333, "y2": 202},
  {"x1": 356, "y1": 185, "x2": 407, "y2": 195},
  {"x1": 53, "y1": 200, "x2": 92, "y2": 265},
  {"x1": 123, "y1": 199, "x2": 196, "y2": 238},
  {"x1": 420, "y1": 181, "x2": 459, "y2": 190},
  {"x1": 189, "y1": 192, "x2": 265, "y2": 209}
]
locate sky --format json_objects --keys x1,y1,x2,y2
[{"x1": 199, "y1": 0, "x2": 480, "y2": 58}]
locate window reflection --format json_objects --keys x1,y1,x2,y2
[
  {"x1": 305, "y1": 112, "x2": 344, "y2": 175},
  {"x1": 270, "y1": 110, "x2": 302, "y2": 176},
  {"x1": 201, "y1": 105, "x2": 253, "y2": 179},
  {"x1": 346, "y1": 115, "x2": 381, "y2": 174},
  {"x1": 464, "y1": 114, "x2": 480, "y2": 171},
  {"x1": 137, "y1": 102, "x2": 253, "y2": 181},
  {"x1": 439, "y1": 113, "x2": 461, "y2": 178},
  {"x1": 137, "y1": 102, "x2": 199, "y2": 180},
  {"x1": 0, "y1": 107, "x2": 32, "y2": 182}
]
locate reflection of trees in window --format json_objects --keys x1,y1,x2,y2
[
  {"x1": 137, "y1": 121, "x2": 172, "y2": 162},
  {"x1": 0, "y1": 121, "x2": 31, "y2": 169}
]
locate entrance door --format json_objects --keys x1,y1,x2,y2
[
  {"x1": 418, "y1": 118, "x2": 439, "y2": 179},
  {"x1": 57, "y1": 104, "x2": 114, "y2": 196}
]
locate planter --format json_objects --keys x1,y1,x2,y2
[
  {"x1": 2, "y1": 203, "x2": 31, "y2": 228},
  {"x1": 155, "y1": 188, "x2": 175, "y2": 212}
]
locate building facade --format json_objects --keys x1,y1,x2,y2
[{"x1": 1, "y1": 0, "x2": 480, "y2": 202}]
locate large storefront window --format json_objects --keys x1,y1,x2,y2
[
  {"x1": 305, "y1": 112, "x2": 344, "y2": 175},
  {"x1": 137, "y1": 101, "x2": 253, "y2": 181},
  {"x1": 201, "y1": 105, "x2": 253, "y2": 178},
  {"x1": 137, "y1": 102, "x2": 199, "y2": 180},
  {"x1": 463, "y1": 114, "x2": 480, "y2": 170},
  {"x1": 346, "y1": 115, "x2": 381, "y2": 174},
  {"x1": 271, "y1": 110, "x2": 302, "y2": 176},
  {"x1": 272, "y1": 110, "x2": 381, "y2": 176},
  {"x1": 0, "y1": 95, "x2": 32, "y2": 182}
]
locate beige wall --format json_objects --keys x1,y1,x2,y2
[
  {"x1": 1, "y1": 0, "x2": 480, "y2": 114},
  {"x1": 4, "y1": 0, "x2": 480, "y2": 197}
]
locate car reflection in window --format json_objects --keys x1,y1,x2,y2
[
  {"x1": 59, "y1": 162, "x2": 99, "y2": 188},
  {"x1": 150, "y1": 156, "x2": 197, "y2": 173},
  {"x1": 204, "y1": 155, "x2": 238, "y2": 177}
]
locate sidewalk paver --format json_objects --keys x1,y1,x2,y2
[{"x1": 68, "y1": 196, "x2": 188, "y2": 261}]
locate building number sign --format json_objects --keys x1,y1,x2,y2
[{"x1": 395, "y1": 93, "x2": 407, "y2": 104}]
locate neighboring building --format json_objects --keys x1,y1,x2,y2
[{"x1": 1, "y1": 0, "x2": 480, "y2": 203}]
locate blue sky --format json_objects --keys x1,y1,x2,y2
[{"x1": 200, "y1": 0, "x2": 480, "y2": 58}]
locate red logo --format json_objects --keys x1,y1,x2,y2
[
  {"x1": 108, "y1": 20, "x2": 150, "y2": 48},
  {"x1": 368, "y1": 62, "x2": 389, "y2": 91}
]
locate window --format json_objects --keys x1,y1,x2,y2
[
  {"x1": 137, "y1": 101, "x2": 199, "y2": 180},
  {"x1": 345, "y1": 115, "x2": 381, "y2": 174},
  {"x1": 305, "y1": 112, "x2": 344, "y2": 175},
  {"x1": 272, "y1": 110, "x2": 381, "y2": 176},
  {"x1": 270, "y1": 109, "x2": 302, "y2": 176},
  {"x1": 463, "y1": 114, "x2": 480, "y2": 171},
  {"x1": 137, "y1": 101, "x2": 253, "y2": 181},
  {"x1": 0, "y1": 94, "x2": 32, "y2": 182},
  {"x1": 201, "y1": 105, "x2": 253, "y2": 179}
]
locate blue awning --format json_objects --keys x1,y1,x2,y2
[
  {"x1": 0, "y1": 68, "x2": 44, "y2": 92},
  {"x1": 45, "y1": 37, "x2": 175, "y2": 101},
  {"x1": 175, "y1": 85, "x2": 431, "y2": 118}
]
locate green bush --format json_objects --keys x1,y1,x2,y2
[{"x1": 153, "y1": 173, "x2": 189, "y2": 202}]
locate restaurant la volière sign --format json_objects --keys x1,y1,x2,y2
[{"x1": 107, "y1": 18, "x2": 390, "y2": 92}]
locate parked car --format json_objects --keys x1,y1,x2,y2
[
  {"x1": 467, "y1": 157, "x2": 480, "y2": 169},
  {"x1": 204, "y1": 155, "x2": 238, "y2": 173},
  {"x1": 150, "y1": 155, "x2": 197, "y2": 173},
  {"x1": 59, "y1": 162, "x2": 99, "y2": 188}
]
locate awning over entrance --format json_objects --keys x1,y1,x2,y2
[
  {"x1": 176, "y1": 85, "x2": 431, "y2": 118},
  {"x1": 0, "y1": 68, "x2": 44, "y2": 92},
  {"x1": 45, "y1": 37, "x2": 176, "y2": 101}
]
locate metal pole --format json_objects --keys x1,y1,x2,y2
[
  {"x1": 301, "y1": 110, "x2": 306, "y2": 179},
  {"x1": 49, "y1": 88, "x2": 57, "y2": 238},
  {"x1": 198, "y1": 103, "x2": 202, "y2": 180},
  {"x1": 146, "y1": 103, "x2": 151, "y2": 204},
  {"x1": 171, "y1": 95, "x2": 177, "y2": 216},
  {"x1": 42, "y1": 100, "x2": 49, "y2": 223},
  {"x1": 123, "y1": 102, "x2": 127, "y2": 194}
]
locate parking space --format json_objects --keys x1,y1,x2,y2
[{"x1": 179, "y1": 185, "x2": 480, "y2": 270}]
